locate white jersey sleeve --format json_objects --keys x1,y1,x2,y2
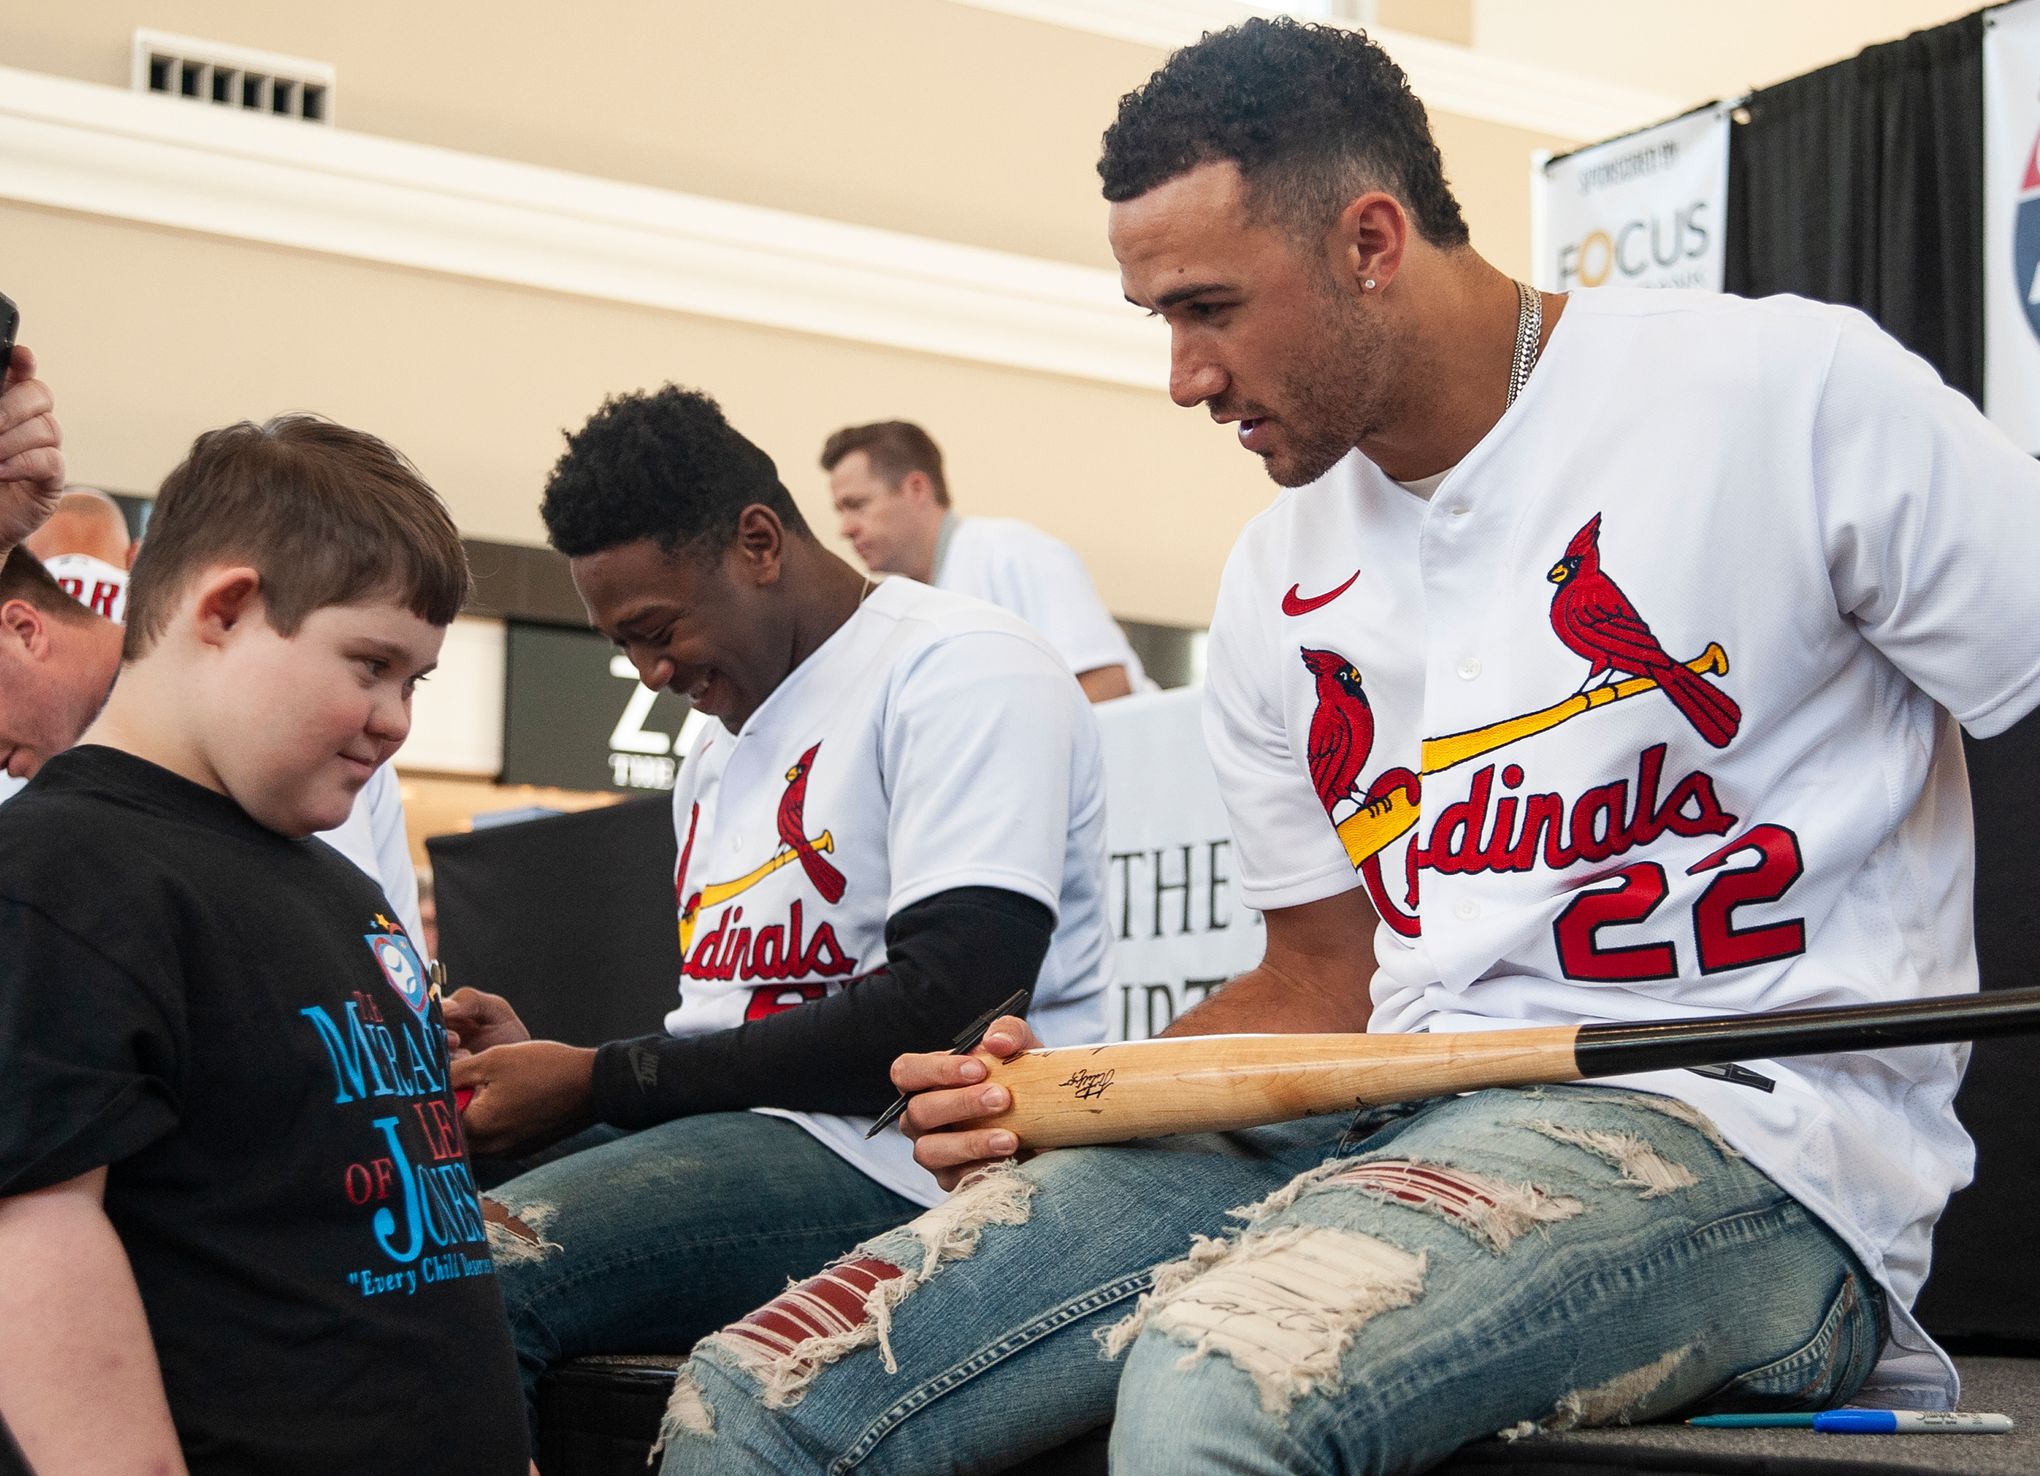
[
  {"x1": 880, "y1": 627, "x2": 1095, "y2": 919},
  {"x1": 1202, "y1": 521, "x2": 1358, "y2": 912},
  {"x1": 1815, "y1": 310, "x2": 2040, "y2": 736},
  {"x1": 316, "y1": 764, "x2": 427, "y2": 950},
  {"x1": 943, "y1": 520, "x2": 1148, "y2": 684}
]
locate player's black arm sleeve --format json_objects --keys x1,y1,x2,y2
[{"x1": 587, "y1": 885, "x2": 1055, "y2": 1126}]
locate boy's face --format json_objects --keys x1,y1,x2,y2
[{"x1": 200, "y1": 595, "x2": 442, "y2": 837}]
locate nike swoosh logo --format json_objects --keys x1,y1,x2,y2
[{"x1": 1282, "y1": 570, "x2": 1361, "y2": 617}]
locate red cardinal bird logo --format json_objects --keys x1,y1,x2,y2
[
  {"x1": 1302, "y1": 647, "x2": 1375, "y2": 815},
  {"x1": 1546, "y1": 513, "x2": 1740, "y2": 749},
  {"x1": 676, "y1": 800, "x2": 704, "y2": 949},
  {"x1": 778, "y1": 743, "x2": 847, "y2": 904}
]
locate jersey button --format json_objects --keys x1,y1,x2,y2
[
  {"x1": 1456, "y1": 658, "x2": 1482, "y2": 680},
  {"x1": 1454, "y1": 899, "x2": 1480, "y2": 921},
  {"x1": 1449, "y1": 504, "x2": 1470, "y2": 518}
]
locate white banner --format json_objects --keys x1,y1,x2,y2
[
  {"x1": 1532, "y1": 103, "x2": 1732, "y2": 294},
  {"x1": 1985, "y1": 0, "x2": 2040, "y2": 455},
  {"x1": 1094, "y1": 687, "x2": 1264, "y2": 1041}
]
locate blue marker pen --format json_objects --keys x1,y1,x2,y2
[
  {"x1": 1814, "y1": 1411, "x2": 2013, "y2": 1434},
  {"x1": 1687, "y1": 1413, "x2": 1818, "y2": 1428}
]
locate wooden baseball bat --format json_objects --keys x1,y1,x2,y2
[{"x1": 966, "y1": 987, "x2": 2040, "y2": 1150}]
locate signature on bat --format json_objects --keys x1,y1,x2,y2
[{"x1": 1060, "y1": 1067, "x2": 1115, "y2": 1101}]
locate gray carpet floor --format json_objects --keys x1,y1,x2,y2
[{"x1": 1444, "y1": 1357, "x2": 2039, "y2": 1475}]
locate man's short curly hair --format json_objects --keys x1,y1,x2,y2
[
  {"x1": 1098, "y1": 17, "x2": 1469, "y2": 249},
  {"x1": 540, "y1": 385, "x2": 810, "y2": 559}
]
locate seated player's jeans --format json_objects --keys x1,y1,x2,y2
[
  {"x1": 662, "y1": 1084, "x2": 1887, "y2": 1476},
  {"x1": 485, "y1": 1111, "x2": 918, "y2": 1444}
]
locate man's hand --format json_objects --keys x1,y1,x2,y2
[
  {"x1": 442, "y1": 986, "x2": 531, "y2": 1061},
  {"x1": 452, "y1": 1041, "x2": 597, "y2": 1156},
  {"x1": 0, "y1": 346, "x2": 64, "y2": 553},
  {"x1": 896, "y1": 1014, "x2": 1042, "y2": 1191}
]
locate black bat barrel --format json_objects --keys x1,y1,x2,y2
[{"x1": 1575, "y1": 987, "x2": 2040, "y2": 1079}]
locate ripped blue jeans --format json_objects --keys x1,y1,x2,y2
[{"x1": 660, "y1": 1085, "x2": 1886, "y2": 1475}]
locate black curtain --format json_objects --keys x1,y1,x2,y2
[
  {"x1": 1723, "y1": 12, "x2": 1986, "y2": 403},
  {"x1": 1724, "y1": 8, "x2": 2039, "y2": 1346},
  {"x1": 428, "y1": 795, "x2": 681, "y2": 1049},
  {"x1": 1913, "y1": 709, "x2": 2040, "y2": 1347}
]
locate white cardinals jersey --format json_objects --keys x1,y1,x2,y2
[
  {"x1": 1205, "y1": 289, "x2": 2040, "y2": 1407},
  {"x1": 42, "y1": 552, "x2": 128, "y2": 625},
  {"x1": 666, "y1": 577, "x2": 1111, "y2": 1205},
  {"x1": 936, "y1": 516, "x2": 1153, "y2": 690}
]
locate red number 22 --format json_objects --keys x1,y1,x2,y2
[{"x1": 1552, "y1": 824, "x2": 1805, "y2": 982}]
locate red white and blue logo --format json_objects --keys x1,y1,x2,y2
[
  {"x1": 365, "y1": 924, "x2": 430, "y2": 1019},
  {"x1": 2018, "y1": 124, "x2": 2040, "y2": 341}
]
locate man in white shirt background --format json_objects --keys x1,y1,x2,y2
[{"x1": 823, "y1": 419, "x2": 1151, "y2": 702}]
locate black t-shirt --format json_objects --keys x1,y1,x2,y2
[{"x1": 0, "y1": 747, "x2": 527, "y2": 1475}]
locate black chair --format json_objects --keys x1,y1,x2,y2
[{"x1": 429, "y1": 795, "x2": 680, "y2": 1047}]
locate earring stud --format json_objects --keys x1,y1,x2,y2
[{"x1": 1364, "y1": 278, "x2": 1377, "y2": 290}]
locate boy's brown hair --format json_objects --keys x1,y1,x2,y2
[{"x1": 124, "y1": 415, "x2": 471, "y2": 660}]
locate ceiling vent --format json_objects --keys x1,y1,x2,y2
[{"x1": 131, "y1": 29, "x2": 335, "y2": 125}]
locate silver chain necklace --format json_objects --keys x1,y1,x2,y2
[{"x1": 1507, "y1": 279, "x2": 1544, "y2": 409}]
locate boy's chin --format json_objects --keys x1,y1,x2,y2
[{"x1": 241, "y1": 785, "x2": 354, "y2": 839}]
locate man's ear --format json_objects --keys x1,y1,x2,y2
[
  {"x1": 189, "y1": 567, "x2": 265, "y2": 649},
  {"x1": 899, "y1": 470, "x2": 938, "y2": 508},
  {"x1": 0, "y1": 597, "x2": 51, "y2": 659},
  {"x1": 1331, "y1": 191, "x2": 1411, "y2": 296},
  {"x1": 730, "y1": 505, "x2": 788, "y2": 588}
]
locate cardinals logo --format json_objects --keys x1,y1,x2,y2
[
  {"x1": 1303, "y1": 648, "x2": 1373, "y2": 814},
  {"x1": 1546, "y1": 513, "x2": 1740, "y2": 749},
  {"x1": 676, "y1": 742, "x2": 847, "y2": 957},
  {"x1": 1301, "y1": 648, "x2": 1426, "y2": 934},
  {"x1": 1293, "y1": 513, "x2": 1742, "y2": 937},
  {"x1": 779, "y1": 744, "x2": 847, "y2": 903}
]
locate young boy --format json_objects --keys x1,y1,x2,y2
[{"x1": 0, "y1": 415, "x2": 528, "y2": 1474}]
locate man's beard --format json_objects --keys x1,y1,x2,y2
[{"x1": 1261, "y1": 284, "x2": 1400, "y2": 488}]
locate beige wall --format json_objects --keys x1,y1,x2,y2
[
  {"x1": 2, "y1": 0, "x2": 1163, "y2": 271},
  {"x1": 1473, "y1": 0, "x2": 1983, "y2": 108},
  {"x1": 3, "y1": 202, "x2": 1274, "y2": 628},
  {"x1": 1, "y1": 2, "x2": 1590, "y2": 631}
]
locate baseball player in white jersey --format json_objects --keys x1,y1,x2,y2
[
  {"x1": 448, "y1": 384, "x2": 1109, "y2": 1439},
  {"x1": 662, "y1": 21, "x2": 2040, "y2": 1476},
  {"x1": 657, "y1": 572, "x2": 1110, "y2": 1201}
]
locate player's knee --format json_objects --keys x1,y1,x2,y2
[
  {"x1": 650, "y1": 1359, "x2": 739, "y2": 1475},
  {"x1": 1110, "y1": 1327, "x2": 1295, "y2": 1474}
]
